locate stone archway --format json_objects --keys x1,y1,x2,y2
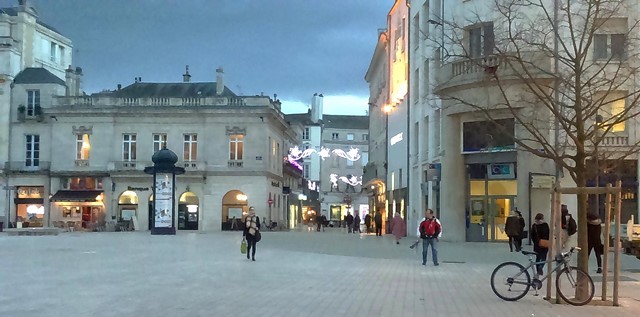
[
  {"x1": 221, "y1": 190, "x2": 248, "y2": 231},
  {"x1": 178, "y1": 192, "x2": 199, "y2": 230},
  {"x1": 118, "y1": 190, "x2": 138, "y2": 222}
]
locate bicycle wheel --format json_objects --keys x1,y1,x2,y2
[
  {"x1": 556, "y1": 266, "x2": 594, "y2": 306},
  {"x1": 491, "y1": 262, "x2": 531, "y2": 301}
]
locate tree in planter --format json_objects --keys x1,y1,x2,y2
[
  {"x1": 34, "y1": 105, "x2": 43, "y2": 121},
  {"x1": 17, "y1": 104, "x2": 25, "y2": 120},
  {"x1": 435, "y1": 0, "x2": 640, "y2": 300}
]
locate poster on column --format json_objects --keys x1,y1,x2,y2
[{"x1": 154, "y1": 173, "x2": 173, "y2": 228}]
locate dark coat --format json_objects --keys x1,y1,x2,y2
[
  {"x1": 505, "y1": 216, "x2": 520, "y2": 236},
  {"x1": 374, "y1": 212, "x2": 382, "y2": 225},
  {"x1": 587, "y1": 219, "x2": 603, "y2": 248},
  {"x1": 346, "y1": 214, "x2": 354, "y2": 225},
  {"x1": 531, "y1": 222, "x2": 550, "y2": 253}
]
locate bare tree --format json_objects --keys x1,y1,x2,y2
[{"x1": 435, "y1": 0, "x2": 640, "y2": 285}]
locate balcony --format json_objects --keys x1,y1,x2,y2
[
  {"x1": 435, "y1": 52, "x2": 553, "y2": 94},
  {"x1": 180, "y1": 161, "x2": 206, "y2": 171},
  {"x1": 228, "y1": 160, "x2": 244, "y2": 168},
  {"x1": 111, "y1": 161, "x2": 149, "y2": 171},
  {"x1": 601, "y1": 135, "x2": 629, "y2": 146},
  {"x1": 55, "y1": 95, "x2": 274, "y2": 109},
  {"x1": 4, "y1": 161, "x2": 51, "y2": 172}
]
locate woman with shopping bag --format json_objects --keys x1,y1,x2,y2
[{"x1": 243, "y1": 206, "x2": 261, "y2": 261}]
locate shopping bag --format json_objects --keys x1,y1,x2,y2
[
  {"x1": 538, "y1": 239, "x2": 550, "y2": 248},
  {"x1": 241, "y1": 239, "x2": 247, "y2": 254}
]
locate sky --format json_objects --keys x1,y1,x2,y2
[{"x1": 1, "y1": 0, "x2": 392, "y2": 115}]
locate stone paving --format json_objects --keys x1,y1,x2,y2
[{"x1": 0, "y1": 228, "x2": 639, "y2": 317}]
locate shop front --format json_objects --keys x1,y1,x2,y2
[
  {"x1": 50, "y1": 190, "x2": 105, "y2": 231},
  {"x1": 178, "y1": 191, "x2": 199, "y2": 230},
  {"x1": 13, "y1": 186, "x2": 45, "y2": 228},
  {"x1": 466, "y1": 163, "x2": 517, "y2": 242},
  {"x1": 221, "y1": 190, "x2": 249, "y2": 231}
]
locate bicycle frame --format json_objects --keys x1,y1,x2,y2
[{"x1": 520, "y1": 255, "x2": 570, "y2": 284}]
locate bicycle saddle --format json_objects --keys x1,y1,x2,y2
[{"x1": 521, "y1": 250, "x2": 538, "y2": 256}]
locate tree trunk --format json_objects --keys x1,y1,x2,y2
[{"x1": 574, "y1": 160, "x2": 591, "y2": 302}]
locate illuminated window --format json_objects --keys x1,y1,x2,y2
[
  {"x1": 229, "y1": 134, "x2": 243, "y2": 160},
  {"x1": 123, "y1": 134, "x2": 136, "y2": 161},
  {"x1": 76, "y1": 134, "x2": 90, "y2": 160},
  {"x1": 600, "y1": 93, "x2": 626, "y2": 132},
  {"x1": 25, "y1": 134, "x2": 40, "y2": 167},
  {"x1": 183, "y1": 134, "x2": 197, "y2": 161},
  {"x1": 153, "y1": 133, "x2": 167, "y2": 153}
]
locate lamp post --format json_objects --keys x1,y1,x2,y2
[{"x1": 144, "y1": 148, "x2": 185, "y2": 235}]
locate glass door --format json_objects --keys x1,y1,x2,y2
[{"x1": 488, "y1": 196, "x2": 516, "y2": 241}]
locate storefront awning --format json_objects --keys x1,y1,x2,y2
[{"x1": 50, "y1": 190, "x2": 103, "y2": 202}]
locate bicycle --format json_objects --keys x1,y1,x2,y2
[{"x1": 490, "y1": 247, "x2": 595, "y2": 306}]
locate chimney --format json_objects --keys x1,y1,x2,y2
[
  {"x1": 183, "y1": 65, "x2": 191, "y2": 83},
  {"x1": 216, "y1": 67, "x2": 224, "y2": 95},
  {"x1": 117, "y1": 84, "x2": 122, "y2": 90},
  {"x1": 311, "y1": 93, "x2": 324, "y2": 123},
  {"x1": 65, "y1": 65, "x2": 74, "y2": 96},
  {"x1": 74, "y1": 67, "x2": 83, "y2": 96}
]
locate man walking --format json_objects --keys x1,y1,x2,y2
[
  {"x1": 374, "y1": 211, "x2": 383, "y2": 236},
  {"x1": 346, "y1": 212, "x2": 354, "y2": 233},
  {"x1": 419, "y1": 209, "x2": 441, "y2": 266}
]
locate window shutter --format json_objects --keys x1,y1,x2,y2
[{"x1": 483, "y1": 23, "x2": 494, "y2": 56}]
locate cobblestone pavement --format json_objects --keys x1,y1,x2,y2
[{"x1": 0, "y1": 229, "x2": 639, "y2": 317}]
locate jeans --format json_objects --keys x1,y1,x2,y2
[
  {"x1": 535, "y1": 249, "x2": 548, "y2": 275},
  {"x1": 422, "y1": 238, "x2": 439, "y2": 265},
  {"x1": 246, "y1": 236, "x2": 257, "y2": 259}
]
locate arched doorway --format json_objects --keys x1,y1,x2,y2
[
  {"x1": 118, "y1": 191, "x2": 139, "y2": 225},
  {"x1": 178, "y1": 192, "x2": 199, "y2": 230},
  {"x1": 221, "y1": 190, "x2": 248, "y2": 231}
]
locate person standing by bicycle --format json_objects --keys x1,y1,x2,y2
[
  {"x1": 530, "y1": 213, "x2": 550, "y2": 275},
  {"x1": 587, "y1": 212, "x2": 604, "y2": 273}
]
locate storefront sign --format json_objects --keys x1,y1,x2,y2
[
  {"x1": 154, "y1": 173, "x2": 173, "y2": 228},
  {"x1": 128, "y1": 186, "x2": 149, "y2": 191},
  {"x1": 531, "y1": 175, "x2": 556, "y2": 189}
]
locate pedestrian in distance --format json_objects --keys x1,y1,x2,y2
[
  {"x1": 530, "y1": 213, "x2": 550, "y2": 275},
  {"x1": 374, "y1": 211, "x2": 383, "y2": 236},
  {"x1": 391, "y1": 212, "x2": 405, "y2": 245},
  {"x1": 364, "y1": 213, "x2": 372, "y2": 233},
  {"x1": 515, "y1": 210, "x2": 526, "y2": 251},
  {"x1": 243, "y1": 206, "x2": 261, "y2": 261},
  {"x1": 353, "y1": 213, "x2": 361, "y2": 234},
  {"x1": 346, "y1": 212, "x2": 354, "y2": 233},
  {"x1": 505, "y1": 210, "x2": 524, "y2": 252},
  {"x1": 316, "y1": 213, "x2": 322, "y2": 232},
  {"x1": 419, "y1": 209, "x2": 441, "y2": 266},
  {"x1": 321, "y1": 214, "x2": 327, "y2": 232},
  {"x1": 587, "y1": 212, "x2": 604, "y2": 273},
  {"x1": 561, "y1": 204, "x2": 577, "y2": 249}
]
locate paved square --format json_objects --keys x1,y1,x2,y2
[{"x1": 1, "y1": 229, "x2": 639, "y2": 317}]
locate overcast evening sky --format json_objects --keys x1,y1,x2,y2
[{"x1": 1, "y1": 0, "x2": 391, "y2": 115}]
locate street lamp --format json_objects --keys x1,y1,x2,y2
[{"x1": 144, "y1": 148, "x2": 185, "y2": 235}]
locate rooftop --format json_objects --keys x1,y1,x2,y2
[{"x1": 13, "y1": 67, "x2": 65, "y2": 86}]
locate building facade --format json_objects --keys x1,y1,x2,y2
[
  {"x1": 0, "y1": 1, "x2": 74, "y2": 227},
  {"x1": 286, "y1": 95, "x2": 369, "y2": 228},
  {"x1": 4, "y1": 66, "x2": 303, "y2": 231},
  {"x1": 365, "y1": 0, "x2": 411, "y2": 234},
  {"x1": 409, "y1": 0, "x2": 640, "y2": 242}
]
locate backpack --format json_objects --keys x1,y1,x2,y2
[
  {"x1": 420, "y1": 219, "x2": 440, "y2": 238},
  {"x1": 567, "y1": 216, "x2": 577, "y2": 236}
]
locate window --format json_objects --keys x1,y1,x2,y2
[
  {"x1": 302, "y1": 127, "x2": 310, "y2": 140},
  {"x1": 25, "y1": 134, "x2": 39, "y2": 167},
  {"x1": 303, "y1": 163, "x2": 310, "y2": 179},
  {"x1": 347, "y1": 133, "x2": 354, "y2": 141},
  {"x1": 59, "y1": 46, "x2": 65, "y2": 66},
  {"x1": 26, "y1": 90, "x2": 40, "y2": 117},
  {"x1": 332, "y1": 133, "x2": 339, "y2": 140},
  {"x1": 122, "y1": 134, "x2": 137, "y2": 161},
  {"x1": 50, "y1": 42, "x2": 56, "y2": 62},
  {"x1": 347, "y1": 159, "x2": 354, "y2": 167},
  {"x1": 153, "y1": 133, "x2": 167, "y2": 153},
  {"x1": 599, "y1": 92, "x2": 626, "y2": 132},
  {"x1": 362, "y1": 134, "x2": 369, "y2": 141},
  {"x1": 413, "y1": 68, "x2": 419, "y2": 103},
  {"x1": 183, "y1": 134, "x2": 197, "y2": 161},
  {"x1": 594, "y1": 34, "x2": 625, "y2": 60},
  {"x1": 413, "y1": 14, "x2": 420, "y2": 49},
  {"x1": 468, "y1": 23, "x2": 494, "y2": 57},
  {"x1": 76, "y1": 134, "x2": 90, "y2": 160},
  {"x1": 229, "y1": 134, "x2": 244, "y2": 160}
]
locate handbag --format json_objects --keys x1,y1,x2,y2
[
  {"x1": 538, "y1": 239, "x2": 550, "y2": 248},
  {"x1": 255, "y1": 231, "x2": 262, "y2": 243},
  {"x1": 240, "y1": 238, "x2": 247, "y2": 254}
]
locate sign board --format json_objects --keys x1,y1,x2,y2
[
  {"x1": 154, "y1": 173, "x2": 173, "y2": 228},
  {"x1": 531, "y1": 175, "x2": 556, "y2": 189},
  {"x1": 425, "y1": 163, "x2": 441, "y2": 182},
  {"x1": 487, "y1": 163, "x2": 515, "y2": 179}
]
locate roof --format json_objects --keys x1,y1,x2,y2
[
  {"x1": 0, "y1": 7, "x2": 61, "y2": 34},
  {"x1": 323, "y1": 115, "x2": 369, "y2": 130},
  {"x1": 13, "y1": 67, "x2": 65, "y2": 85},
  {"x1": 112, "y1": 82, "x2": 237, "y2": 98},
  {"x1": 285, "y1": 112, "x2": 319, "y2": 126}
]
